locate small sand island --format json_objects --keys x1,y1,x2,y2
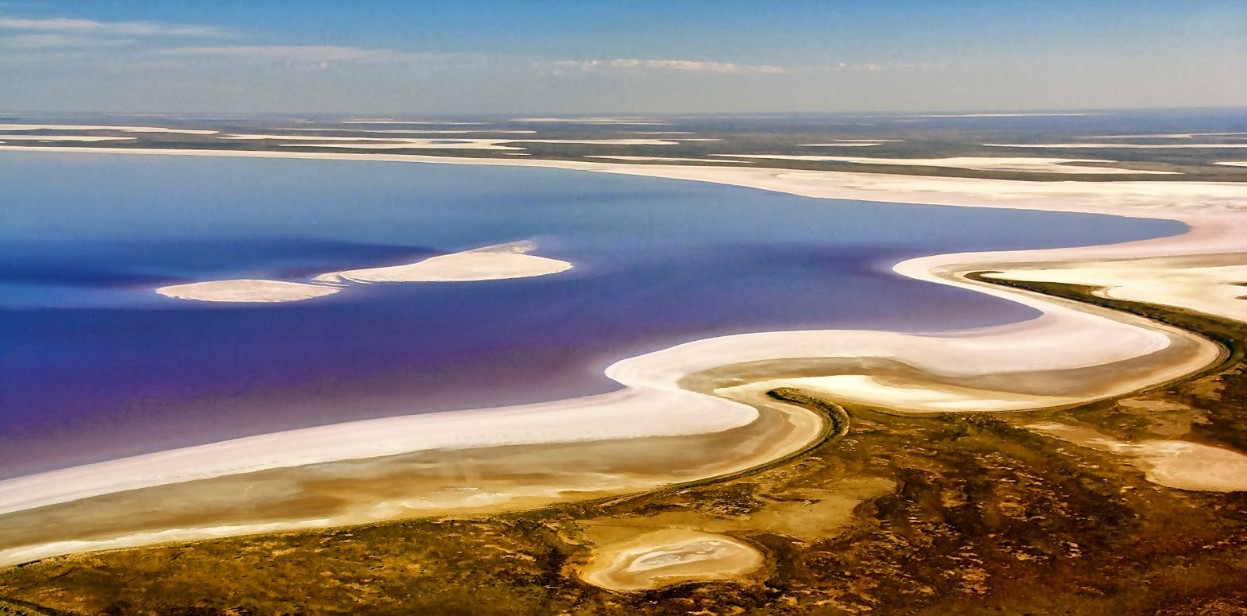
[{"x1": 155, "y1": 241, "x2": 572, "y2": 303}]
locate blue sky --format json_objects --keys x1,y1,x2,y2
[{"x1": 1, "y1": 1, "x2": 1244, "y2": 114}]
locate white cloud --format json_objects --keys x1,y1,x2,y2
[
  {"x1": 540, "y1": 58, "x2": 947, "y2": 76},
  {"x1": 545, "y1": 58, "x2": 789, "y2": 75},
  {"x1": 158, "y1": 45, "x2": 443, "y2": 65},
  {"x1": 0, "y1": 33, "x2": 133, "y2": 49},
  {"x1": 0, "y1": 15, "x2": 223, "y2": 36}
]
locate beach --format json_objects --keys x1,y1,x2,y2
[{"x1": 0, "y1": 145, "x2": 1244, "y2": 566}]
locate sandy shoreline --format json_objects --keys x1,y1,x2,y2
[{"x1": 0, "y1": 144, "x2": 1245, "y2": 565}]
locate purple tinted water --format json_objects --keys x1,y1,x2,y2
[{"x1": 0, "y1": 153, "x2": 1185, "y2": 477}]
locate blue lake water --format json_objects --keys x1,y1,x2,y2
[{"x1": 0, "y1": 152, "x2": 1185, "y2": 477}]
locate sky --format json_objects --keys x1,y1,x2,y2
[{"x1": 1, "y1": 0, "x2": 1245, "y2": 115}]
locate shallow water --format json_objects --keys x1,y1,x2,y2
[{"x1": 0, "y1": 152, "x2": 1185, "y2": 477}]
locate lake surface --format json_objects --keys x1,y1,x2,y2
[{"x1": 0, "y1": 152, "x2": 1185, "y2": 477}]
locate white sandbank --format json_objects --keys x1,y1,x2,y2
[
  {"x1": 986, "y1": 143, "x2": 1247, "y2": 149},
  {"x1": 586, "y1": 155, "x2": 752, "y2": 164},
  {"x1": 314, "y1": 241, "x2": 572, "y2": 283},
  {"x1": 1217, "y1": 161, "x2": 1247, "y2": 167},
  {"x1": 723, "y1": 375, "x2": 1081, "y2": 414},
  {"x1": 511, "y1": 117, "x2": 664, "y2": 125},
  {"x1": 716, "y1": 155, "x2": 1178, "y2": 175},
  {"x1": 988, "y1": 260, "x2": 1247, "y2": 322},
  {"x1": 0, "y1": 124, "x2": 217, "y2": 135},
  {"x1": 916, "y1": 113, "x2": 1092, "y2": 118},
  {"x1": 157, "y1": 242, "x2": 572, "y2": 303},
  {"x1": 1, "y1": 146, "x2": 1245, "y2": 557},
  {"x1": 798, "y1": 141, "x2": 895, "y2": 147},
  {"x1": 1090, "y1": 132, "x2": 1247, "y2": 140},
  {"x1": 156, "y1": 280, "x2": 340, "y2": 303},
  {"x1": 341, "y1": 120, "x2": 485, "y2": 125},
  {"x1": 276, "y1": 128, "x2": 539, "y2": 134},
  {"x1": 1027, "y1": 422, "x2": 1247, "y2": 492},
  {"x1": 0, "y1": 135, "x2": 138, "y2": 142}
]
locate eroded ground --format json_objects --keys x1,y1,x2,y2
[{"x1": 1, "y1": 280, "x2": 1245, "y2": 615}]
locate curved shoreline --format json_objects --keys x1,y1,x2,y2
[{"x1": 0, "y1": 145, "x2": 1243, "y2": 566}]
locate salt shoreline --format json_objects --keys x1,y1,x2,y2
[{"x1": 0, "y1": 144, "x2": 1244, "y2": 564}]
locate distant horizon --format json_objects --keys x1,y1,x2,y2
[{"x1": 4, "y1": 105, "x2": 1247, "y2": 119}]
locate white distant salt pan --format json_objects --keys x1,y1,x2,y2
[
  {"x1": 986, "y1": 143, "x2": 1247, "y2": 149},
  {"x1": 0, "y1": 124, "x2": 217, "y2": 135},
  {"x1": 586, "y1": 156, "x2": 752, "y2": 164},
  {"x1": 0, "y1": 135, "x2": 138, "y2": 142},
  {"x1": 717, "y1": 155, "x2": 1177, "y2": 175}
]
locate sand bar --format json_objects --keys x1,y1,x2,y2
[
  {"x1": 0, "y1": 124, "x2": 218, "y2": 134},
  {"x1": 986, "y1": 143, "x2": 1247, "y2": 149},
  {"x1": 587, "y1": 155, "x2": 752, "y2": 164},
  {"x1": 0, "y1": 135, "x2": 138, "y2": 142},
  {"x1": 157, "y1": 242, "x2": 572, "y2": 303},
  {"x1": 314, "y1": 241, "x2": 572, "y2": 283},
  {"x1": 716, "y1": 155, "x2": 1179, "y2": 175},
  {"x1": 156, "y1": 280, "x2": 340, "y2": 303}
]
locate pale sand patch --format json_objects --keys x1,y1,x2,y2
[
  {"x1": 313, "y1": 241, "x2": 571, "y2": 283},
  {"x1": 725, "y1": 375, "x2": 1081, "y2": 414},
  {"x1": 799, "y1": 140, "x2": 897, "y2": 147},
  {"x1": 511, "y1": 117, "x2": 664, "y2": 125},
  {"x1": 156, "y1": 280, "x2": 340, "y2": 303},
  {"x1": 341, "y1": 120, "x2": 485, "y2": 125},
  {"x1": 1090, "y1": 133, "x2": 1247, "y2": 140},
  {"x1": 718, "y1": 155, "x2": 1178, "y2": 175},
  {"x1": 222, "y1": 134, "x2": 480, "y2": 141},
  {"x1": 1027, "y1": 422, "x2": 1247, "y2": 492},
  {"x1": 988, "y1": 258, "x2": 1247, "y2": 322},
  {"x1": 0, "y1": 135, "x2": 137, "y2": 142},
  {"x1": 578, "y1": 529, "x2": 764, "y2": 592},
  {"x1": 986, "y1": 143, "x2": 1247, "y2": 149},
  {"x1": 278, "y1": 141, "x2": 520, "y2": 150},
  {"x1": 275, "y1": 128, "x2": 538, "y2": 134},
  {"x1": 586, "y1": 155, "x2": 753, "y2": 164},
  {"x1": 1217, "y1": 161, "x2": 1247, "y2": 167},
  {"x1": 916, "y1": 113, "x2": 1092, "y2": 118},
  {"x1": 0, "y1": 124, "x2": 217, "y2": 135}
]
